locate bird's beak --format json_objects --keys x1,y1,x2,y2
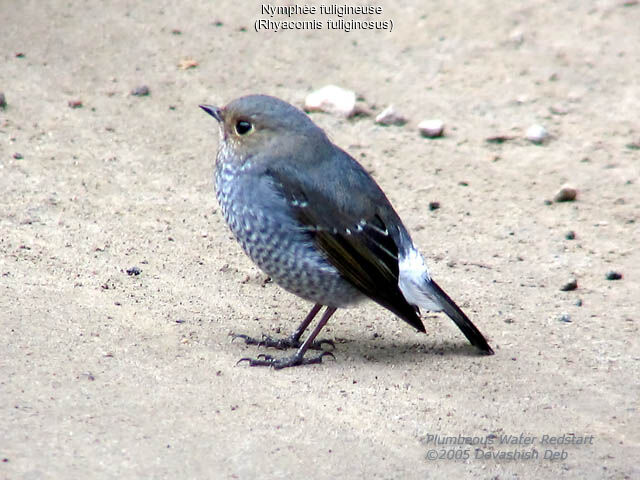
[{"x1": 199, "y1": 104, "x2": 223, "y2": 122}]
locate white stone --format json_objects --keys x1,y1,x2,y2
[
  {"x1": 525, "y1": 124, "x2": 548, "y2": 144},
  {"x1": 418, "y1": 119, "x2": 444, "y2": 138},
  {"x1": 375, "y1": 105, "x2": 407, "y2": 126},
  {"x1": 304, "y1": 85, "x2": 356, "y2": 117},
  {"x1": 509, "y1": 29, "x2": 525, "y2": 45}
]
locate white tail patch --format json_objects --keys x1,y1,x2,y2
[{"x1": 398, "y1": 248, "x2": 442, "y2": 312}]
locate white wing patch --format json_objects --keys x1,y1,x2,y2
[{"x1": 398, "y1": 248, "x2": 442, "y2": 312}]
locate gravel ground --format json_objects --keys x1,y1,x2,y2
[{"x1": 1, "y1": 1, "x2": 639, "y2": 478}]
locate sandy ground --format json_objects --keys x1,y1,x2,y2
[{"x1": 1, "y1": 0, "x2": 639, "y2": 478}]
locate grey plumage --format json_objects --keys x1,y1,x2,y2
[{"x1": 200, "y1": 95, "x2": 493, "y2": 368}]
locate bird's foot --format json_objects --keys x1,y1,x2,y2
[
  {"x1": 230, "y1": 333, "x2": 334, "y2": 351},
  {"x1": 236, "y1": 351, "x2": 335, "y2": 369}
]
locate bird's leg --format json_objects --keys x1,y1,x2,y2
[
  {"x1": 289, "y1": 303, "x2": 322, "y2": 344},
  {"x1": 238, "y1": 307, "x2": 338, "y2": 368},
  {"x1": 231, "y1": 303, "x2": 334, "y2": 350}
]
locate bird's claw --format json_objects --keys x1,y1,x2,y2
[
  {"x1": 229, "y1": 332, "x2": 334, "y2": 351},
  {"x1": 313, "y1": 339, "x2": 335, "y2": 351},
  {"x1": 236, "y1": 350, "x2": 336, "y2": 369},
  {"x1": 230, "y1": 333, "x2": 251, "y2": 343},
  {"x1": 236, "y1": 353, "x2": 274, "y2": 366}
]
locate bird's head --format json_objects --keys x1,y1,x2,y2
[{"x1": 200, "y1": 94, "x2": 329, "y2": 167}]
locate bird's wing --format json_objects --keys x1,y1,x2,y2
[{"x1": 265, "y1": 160, "x2": 425, "y2": 332}]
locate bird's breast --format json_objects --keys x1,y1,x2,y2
[{"x1": 213, "y1": 163, "x2": 363, "y2": 308}]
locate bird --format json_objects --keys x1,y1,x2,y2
[{"x1": 199, "y1": 94, "x2": 493, "y2": 368}]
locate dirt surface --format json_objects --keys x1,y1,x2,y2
[{"x1": 1, "y1": 1, "x2": 639, "y2": 478}]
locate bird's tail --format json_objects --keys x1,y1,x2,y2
[
  {"x1": 398, "y1": 249, "x2": 494, "y2": 354},
  {"x1": 425, "y1": 279, "x2": 494, "y2": 355}
]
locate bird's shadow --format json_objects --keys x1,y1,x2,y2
[
  {"x1": 333, "y1": 336, "x2": 489, "y2": 366},
  {"x1": 230, "y1": 329, "x2": 489, "y2": 367}
]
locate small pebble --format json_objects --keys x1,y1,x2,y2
[
  {"x1": 418, "y1": 119, "x2": 444, "y2": 138},
  {"x1": 131, "y1": 85, "x2": 150, "y2": 96},
  {"x1": 560, "y1": 278, "x2": 578, "y2": 291},
  {"x1": 428, "y1": 201, "x2": 440, "y2": 211},
  {"x1": 304, "y1": 85, "x2": 356, "y2": 117},
  {"x1": 565, "y1": 230, "x2": 576, "y2": 240},
  {"x1": 375, "y1": 105, "x2": 407, "y2": 126},
  {"x1": 485, "y1": 134, "x2": 515, "y2": 144},
  {"x1": 68, "y1": 100, "x2": 83, "y2": 108},
  {"x1": 178, "y1": 58, "x2": 199, "y2": 70},
  {"x1": 509, "y1": 29, "x2": 524, "y2": 45},
  {"x1": 554, "y1": 184, "x2": 577, "y2": 202},
  {"x1": 559, "y1": 313, "x2": 572, "y2": 323},
  {"x1": 525, "y1": 124, "x2": 548, "y2": 144},
  {"x1": 13, "y1": 153, "x2": 23, "y2": 160},
  {"x1": 0, "y1": 92, "x2": 6, "y2": 109},
  {"x1": 126, "y1": 266, "x2": 142, "y2": 276},
  {"x1": 549, "y1": 104, "x2": 569, "y2": 115},
  {"x1": 575, "y1": 299, "x2": 583, "y2": 307},
  {"x1": 605, "y1": 271, "x2": 622, "y2": 281}
]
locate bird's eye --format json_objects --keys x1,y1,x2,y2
[{"x1": 235, "y1": 120, "x2": 253, "y2": 135}]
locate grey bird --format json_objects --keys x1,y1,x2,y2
[{"x1": 200, "y1": 94, "x2": 493, "y2": 368}]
